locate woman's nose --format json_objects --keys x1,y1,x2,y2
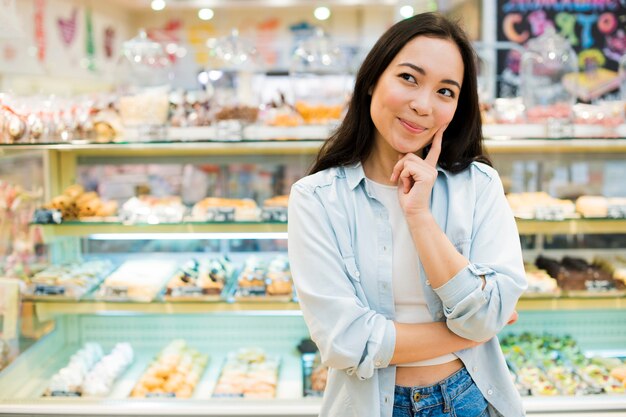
[{"x1": 409, "y1": 91, "x2": 432, "y2": 116}]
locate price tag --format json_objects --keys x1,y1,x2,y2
[
  {"x1": 50, "y1": 391, "x2": 81, "y2": 397},
  {"x1": 104, "y1": 286, "x2": 128, "y2": 298},
  {"x1": 205, "y1": 207, "x2": 235, "y2": 222},
  {"x1": 0, "y1": 278, "x2": 20, "y2": 340},
  {"x1": 34, "y1": 284, "x2": 66, "y2": 295},
  {"x1": 585, "y1": 280, "x2": 613, "y2": 291},
  {"x1": 261, "y1": 207, "x2": 288, "y2": 222},
  {"x1": 607, "y1": 205, "x2": 626, "y2": 219},
  {"x1": 146, "y1": 392, "x2": 176, "y2": 398},
  {"x1": 172, "y1": 286, "x2": 204, "y2": 296}
]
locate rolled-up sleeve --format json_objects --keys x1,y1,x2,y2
[
  {"x1": 288, "y1": 182, "x2": 396, "y2": 379},
  {"x1": 433, "y1": 171, "x2": 528, "y2": 342}
]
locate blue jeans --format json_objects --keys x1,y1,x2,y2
[{"x1": 393, "y1": 367, "x2": 489, "y2": 417}]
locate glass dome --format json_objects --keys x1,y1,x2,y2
[
  {"x1": 520, "y1": 27, "x2": 577, "y2": 132},
  {"x1": 206, "y1": 30, "x2": 263, "y2": 139},
  {"x1": 289, "y1": 28, "x2": 351, "y2": 125},
  {"x1": 117, "y1": 30, "x2": 172, "y2": 140}
]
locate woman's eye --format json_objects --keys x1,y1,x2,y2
[
  {"x1": 439, "y1": 88, "x2": 455, "y2": 98},
  {"x1": 399, "y1": 73, "x2": 416, "y2": 83}
]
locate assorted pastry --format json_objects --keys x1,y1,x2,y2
[
  {"x1": 261, "y1": 195, "x2": 289, "y2": 222},
  {"x1": 38, "y1": 184, "x2": 118, "y2": 222},
  {"x1": 130, "y1": 340, "x2": 208, "y2": 399},
  {"x1": 44, "y1": 342, "x2": 133, "y2": 397},
  {"x1": 96, "y1": 259, "x2": 178, "y2": 302},
  {"x1": 165, "y1": 257, "x2": 233, "y2": 298},
  {"x1": 191, "y1": 197, "x2": 260, "y2": 222},
  {"x1": 535, "y1": 255, "x2": 626, "y2": 293},
  {"x1": 119, "y1": 196, "x2": 186, "y2": 224},
  {"x1": 236, "y1": 256, "x2": 293, "y2": 298},
  {"x1": 26, "y1": 260, "x2": 114, "y2": 299},
  {"x1": 506, "y1": 192, "x2": 626, "y2": 220},
  {"x1": 523, "y1": 263, "x2": 560, "y2": 295},
  {"x1": 213, "y1": 348, "x2": 279, "y2": 398}
]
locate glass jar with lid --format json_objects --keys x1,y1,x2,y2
[
  {"x1": 206, "y1": 30, "x2": 262, "y2": 140},
  {"x1": 117, "y1": 30, "x2": 171, "y2": 141},
  {"x1": 520, "y1": 27, "x2": 577, "y2": 137},
  {"x1": 289, "y1": 28, "x2": 351, "y2": 126}
]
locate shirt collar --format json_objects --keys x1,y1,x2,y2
[{"x1": 344, "y1": 161, "x2": 449, "y2": 191}]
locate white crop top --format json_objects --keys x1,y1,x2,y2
[{"x1": 366, "y1": 178, "x2": 457, "y2": 367}]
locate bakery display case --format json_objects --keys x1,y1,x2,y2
[{"x1": 1, "y1": 128, "x2": 626, "y2": 416}]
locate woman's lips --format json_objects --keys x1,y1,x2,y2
[{"x1": 398, "y1": 118, "x2": 426, "y2": 134}]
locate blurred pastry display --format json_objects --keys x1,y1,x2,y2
[
  {"x1": 191, "y1": 197, "x2": 259, "y2": 222},
  {"x1": 212, "y1": 347, "x2": 279, "y2": 398},
  {"x1": 26, "y1": 260, "x2": 114, "y2": 300},
  {"x1": 39, "y1": 184, "x2": 118, "y2": 222},
  {"x1": 130, "y1": 340, "x2": 208, "y2": 398},
  {"x1": 119, "y1": 196, "x2": 185, "y2": 224},
  {"x1": 44, "y1": 343, "x2": 104, "y2": 396},
  {"x1": 506, "y1": 192, "x2": 576, "y2": 220},
  {"x1": 536, "y1": 255, "x2": 625, "y2": 293},
  {"x1": 235, "y1": 256, "x2": 292, "y2": 300},
  {"x1": 164, "y1": 257, "x2": 233, "y2": 300},
  {"x1": 261, "y1": 195, "x2": 289, "y2": 222},
  {"x1": 96, "y1": 259, "x2": 177, "y2": 302},
  {"x1": 0, "y1": 340, "x2": 9, "y2": 372},
  {"x1": 82, "y1": 343, "x2": 134, "y2": 397},
  {"x1": 592, "y1": 256, "x2": 626, "y2": 286},
  {"x1": 576, "y1": 196, "x2": 626, "y2": 218},
  {"x1": 523, "y1": 263, "x2": 560, "y2": 296}
]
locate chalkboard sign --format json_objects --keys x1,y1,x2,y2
[{"x1": 496, "y1": 0, "x2": 626, "y2": 100}]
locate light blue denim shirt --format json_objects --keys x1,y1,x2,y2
[{"x1": 288, "y1": 161, "x2": 528, "y2": 417}]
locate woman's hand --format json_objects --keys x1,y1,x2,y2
[{"x1": 390, "y1": 125, "x2": 446, "y2": 216}]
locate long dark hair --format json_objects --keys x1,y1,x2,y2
[{"x1": 309, "y1": 12, "x2": 490, "y2": 175}]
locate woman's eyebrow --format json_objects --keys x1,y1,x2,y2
[{"x1": 398, "y1": 62, "x2": 461, "y2": 90}]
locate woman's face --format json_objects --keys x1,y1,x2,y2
[{"x1": 370, "y1": 36, "x2": 464, "y2": 156}]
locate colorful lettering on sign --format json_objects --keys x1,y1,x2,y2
[
  {"x1": 555, "y1": 12, "x2": 579, "y2": 45},
  {"x1": 597, "y1": 12, "x2": 618, "y2": 34},
  {"x1": 503, "y1": 0, "x2": 618, "y2": 13},
  {"x1": 576, "y1": 13, "x2": 599, "y2": 49},
  {"x1": 527, "y1": 9, "x2": 554, "y2": 36},
  {"x1": 503, "y1": 13, "x2": 530, "y2": 43}
]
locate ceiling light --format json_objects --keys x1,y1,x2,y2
[
  {"x1": 314, "y1": 7, "x2": 331, "y2": 21},
  {"x1": 198, "y1": 8, "x2": 214, "y2": 21},
  {"x1": 151, "y1": 0, "x2": 166, "y2": 11},
  {"x1": 400, "y1": 5, "x2": 414, "y2": 18}
]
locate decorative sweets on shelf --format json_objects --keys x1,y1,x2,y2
[
  {"x1": 501, "y1": 333, "x2": 625, "y2": 396},
  {"x1": 164, "y1": 257, "x2": 234, "y2": 300},
  {"x1": 130, "y1": 340, "x2": 208, "y2": 398},
  {"x1": 191, "y1": 197, "x2": 260, "y2": 222},
  {"x1": 95, "y1": 259, "x2": 178, "y2": 302},
  {"x1": 212, "y1": 348, "x2": 279, "y2": 398},
  {"x1": 26, "y1": 260, "x2": 114, "y2": 300},
  {"x1": 119, "y1": 196, "x2": 185, "y2": 224},
  {"x1": 593, "y1": 256, "x2": 626, "y2": 286},
  {"x1": 234, "y1": 256, "x2": 293, "y2": 300}
]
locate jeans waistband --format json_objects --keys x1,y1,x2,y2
[{"x1": 394, "y1": 367, "x2": 473, "y2": 410}]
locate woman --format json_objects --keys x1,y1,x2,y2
[{"x1": 288, "y1": 12, "x2": 527, "y2": 417}]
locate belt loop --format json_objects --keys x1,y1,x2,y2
[{"x1": 440, "y1": 381, "x2": 452, "y2": 413}]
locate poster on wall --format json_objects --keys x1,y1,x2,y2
[{"x1": 496, "y1": 0, "x2": 626, "y2": 101}]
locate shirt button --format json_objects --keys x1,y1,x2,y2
[
  {"x1": 355, "y1": 271, "x2": 360, "y2": 277},
  {"x1": 487, "y1": 389, "x2": 493, "y2": 395},
  {"x1": 383, "y1": 246, "x2": 387, "y2": 251},
  {"x1": 425, "y1": 280, "x2": 431, "y2": 286},
  {"x1": 473, "y1": 366, "x2": 478, "y2": 372},
  {"x1": 375, "y1": 360, "x2": 382, "y2": 367},
  {"x1": 384, "y1": 396, "x2": 389, "y2": 403}
]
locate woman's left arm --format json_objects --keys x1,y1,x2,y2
[{"x1": 407, "y1": 171, "x2": 527, "y2": 342}]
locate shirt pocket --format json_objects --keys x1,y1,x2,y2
[{"x1": 343, "y1": 256, "x2": 369, "y2": 307}]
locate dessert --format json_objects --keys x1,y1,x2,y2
[
  {"x1": 130, "y1": 340, "x2": 208, "y2": 398},
  {"x1": 41, "y1": 184, "x2": 118, "y2": 221},
  {"x1": 191, "y1": 197, "x2": 260, "y2": 222},
  {"x1": 506, "y1": 192, "x2": 576, "y2": 220},
  {"x1": 236, "y1": 255, "x2": 293, "y2": 299},
  {"x1": 96, "y1": 259, "x2": 177, "y2": 302},
  {"x1": 28, "y1": 260, "x2": 113, "y2": 299},
  {"x1": 165, "y1": 257, "x2": 233, "y2": 298},
  {"x1": 82, "y1": 343, "x2": 134, "y2": 397},
  {"x1": 213, "y1": 348, "x2": 279, "y2": 398},
  {"x1": 120, "y1": 196, "x2": 185, "y2": 224},
  {"x1": 523, "y1": 263, "x2": 560, "y2": 295},
  {"x1": 45, "y1": 343, "x2": 104, "y2": 396}
]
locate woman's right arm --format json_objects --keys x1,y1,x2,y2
[{"x1": 288, "y1": 182, "x2": 477, "y2": 379}]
